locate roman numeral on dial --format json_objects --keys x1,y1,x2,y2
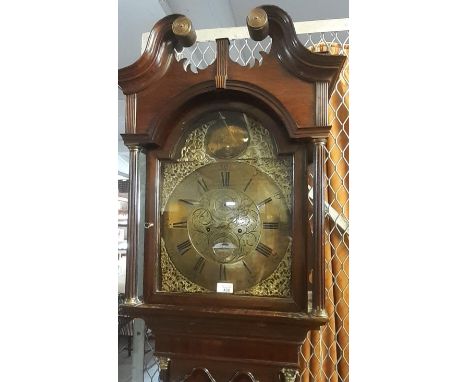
[
  {"x1": 219, "y1": 264, "x2": 227, "y2": 281},
  {"x1": 242, "y1": 260, "x2": 252, "y2": 274},
  {"x1": 243, "y1": 177, "x2": 253, "y2": 192},
  {"x1": 176, "y1": 240, "x2": 191, "y2": 255},
  {"x1": 171, "y1": 221, "x2": 187, "y2": 229},
  {"x1": 221, "y1": 171, "x2": 230, "y2": 187},
  {"x1": 197, "y1": 178, "x2": 208, "y2": 192},
  {"x1": 193, "y1": 257, "x2": 206, "y2": 274},
  {"x1": 263, "y1": 222, "x2": 279, "y2": 229},
  {"x1": 256, "y1": 242, "x2": 272, "y2": 257}
]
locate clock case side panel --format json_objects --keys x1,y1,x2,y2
[{"x1": 143, "y1": 91, "x2": 310, "y2": 313}]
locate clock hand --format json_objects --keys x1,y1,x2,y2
[
  {"x1": 219, "y1": 112, "x2": 228, "y2": 127},
  {"x1": 179, "y1": 198, "x2": 200, "y2": 206}
]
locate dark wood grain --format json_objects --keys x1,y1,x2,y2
[
  {"x1": 118, "y1": 5, "x2": 344, "y2": 380},
  {"x1": 251, "y1": 5, "x2": 346, "y2": 88},
  {"x1": 182, "y1": 368, "x2": 216, "y2": 382},
  {"x1": 119, "y1": 14, "x2": 196, "y2": 95}
]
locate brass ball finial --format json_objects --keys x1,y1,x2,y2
[
  {"x1": 172, "y1": 16, "x2": 196, "y2": 47},
  {"x1": 246, "y1": 8, "x2": 269, "y2": 41},
  {"x1": 247, "y1": 8, "x2": 268, "y2": 28},
  {"x1": 172, "y1": 16, "x2": 191, "y2": 35}
]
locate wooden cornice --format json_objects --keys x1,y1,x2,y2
[
  {"x1": 119, "y1": 7, "x2": 346, "y2": 97},
  {"x1": 117, "y1": 7, "x2": 346, "y2": 143},
  {"x1": 256, "y1": 5, "x2": 347, "y2": 91},
  {"x1": 118, "y1": 14, "x2": 193, "y2": 95},
  {"x1": 120, "y1": 133, "x2": 156, "y2": 148}
]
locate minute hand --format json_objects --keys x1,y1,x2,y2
[
  {"x1": 257, "y1": 197, "x2": 272, "y2": 207},
  {"x1": 179, "y1": 199, "x2": 201, "y2": 206}
]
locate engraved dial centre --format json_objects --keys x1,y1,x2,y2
[{"x1": 188, "y1": 188, "x2": 261, "y2": 264}]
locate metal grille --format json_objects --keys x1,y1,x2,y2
[
  {"x1": 118, "y1": 179, "x2": 129, "y2": 193},
  {"x1": 175, "y1": 36, "x2": 272, "y2": 71},
  {"x1": 143, "y1": 330, "x2": 160, "y2": 382},
  {"x1": 301, "y1": 32, "x2": 349, "y2": 382},
  {"x1": 145, "y1": 30, "x2": 349, "y2": 382}
]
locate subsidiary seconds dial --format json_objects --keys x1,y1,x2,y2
[{"x1": 161, "y1": 161, "x2": 291, "y2": 292}]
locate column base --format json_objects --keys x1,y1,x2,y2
[
  {"x1": 311, "y1": 308, "x2": 328, "y2": 319},
  {"x1": 121, "y1": 297, "x2": 143, "y2": 306}
]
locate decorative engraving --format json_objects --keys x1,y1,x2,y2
[
  {"x1": 160, "y1": 238, "x2": 208, "y2": 293},
  {"x1": 188, "y1": 188, "x2": 261, "y2": 264},
  {"x1": 244, "y1": 157, "x2": 293, "y2": 210},
  {"x1": 239, "y1": 117, "x2": 275, "y2": 159},
  {"x1": 162, "y1": 162, "x2": 290, "y2": 292},
  {"x1": 180, "y1": 124, "x2": 213, "y2": 163},
  {"x1": 161, "y1": 115, "x2": 291, "y2": 210},
  {"x1": 159, "y1": 112, "x2": 293, "y2": 296},
  {"x1": 160, "y1": 161, "x2": 210, "y2": 212},
  {"x1": 238, "y1": 239, "x2": 291, "y2": 297}
]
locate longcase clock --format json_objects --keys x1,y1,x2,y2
[{"x1": 119, "y1": 5, "x2": 345, "y2": 382}]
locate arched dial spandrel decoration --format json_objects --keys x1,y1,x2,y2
[{"x1": 159, "y1": 111, "x2": 293, "y2": 295}]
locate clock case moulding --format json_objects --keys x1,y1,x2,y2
[{"x1": 119, "y1": 5, "x2": 346, "y2": 381}]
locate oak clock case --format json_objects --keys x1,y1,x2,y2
[{"x1": 160, "y1": 110, "x2": 293, "y2": 295}]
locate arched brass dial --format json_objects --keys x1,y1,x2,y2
[{"x1": 161, "y1": 161, "x2": 291, "y2": 292}]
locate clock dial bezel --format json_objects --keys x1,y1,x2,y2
[
  {"x1": 143, "y1": 99, "x2": 309, "y2": 312},
  {"x1": 161, "y1": 161, "x2": 291, "y2": 292}
]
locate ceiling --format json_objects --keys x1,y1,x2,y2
[{"x1": 118, "y1": 0, "x2": 349, "y2": 176}]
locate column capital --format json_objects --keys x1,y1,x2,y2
[
  {"x1": 311, "y1": 137, "x2": 327, "y2": 145},
  {"x1": 126, "y1": 143, "x2": 142, "y2": 151},
  {"x1": 280, "y1": 368, "x2": 299, "y2": 382}
]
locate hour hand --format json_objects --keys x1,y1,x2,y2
[{"x1": 179, "y1": 198, "x2": 200, "y2": 206}]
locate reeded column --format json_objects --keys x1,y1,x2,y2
[
  {"x1": 315, "y1": 82, "x2": 329, "y2": 127},
  {"x1": 310, "y1": 79, "x2": 330, "y2": 318},
  {"x1": 122, "y1": 92, "x2": 142, "y2": 306},
  {"x1": 124, "y1": 143, "x2": 142, "y2": 305},
  {"x1": 311, "y1": 137, "x2": 327, "y2": 318}
]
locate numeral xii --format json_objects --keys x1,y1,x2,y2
[
  {"x1": 219, "y1": 264, "x2": 227, "y2": 280},
  {"x1": 221, "y1": 171, "x2": 230, "y2": 187}
]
